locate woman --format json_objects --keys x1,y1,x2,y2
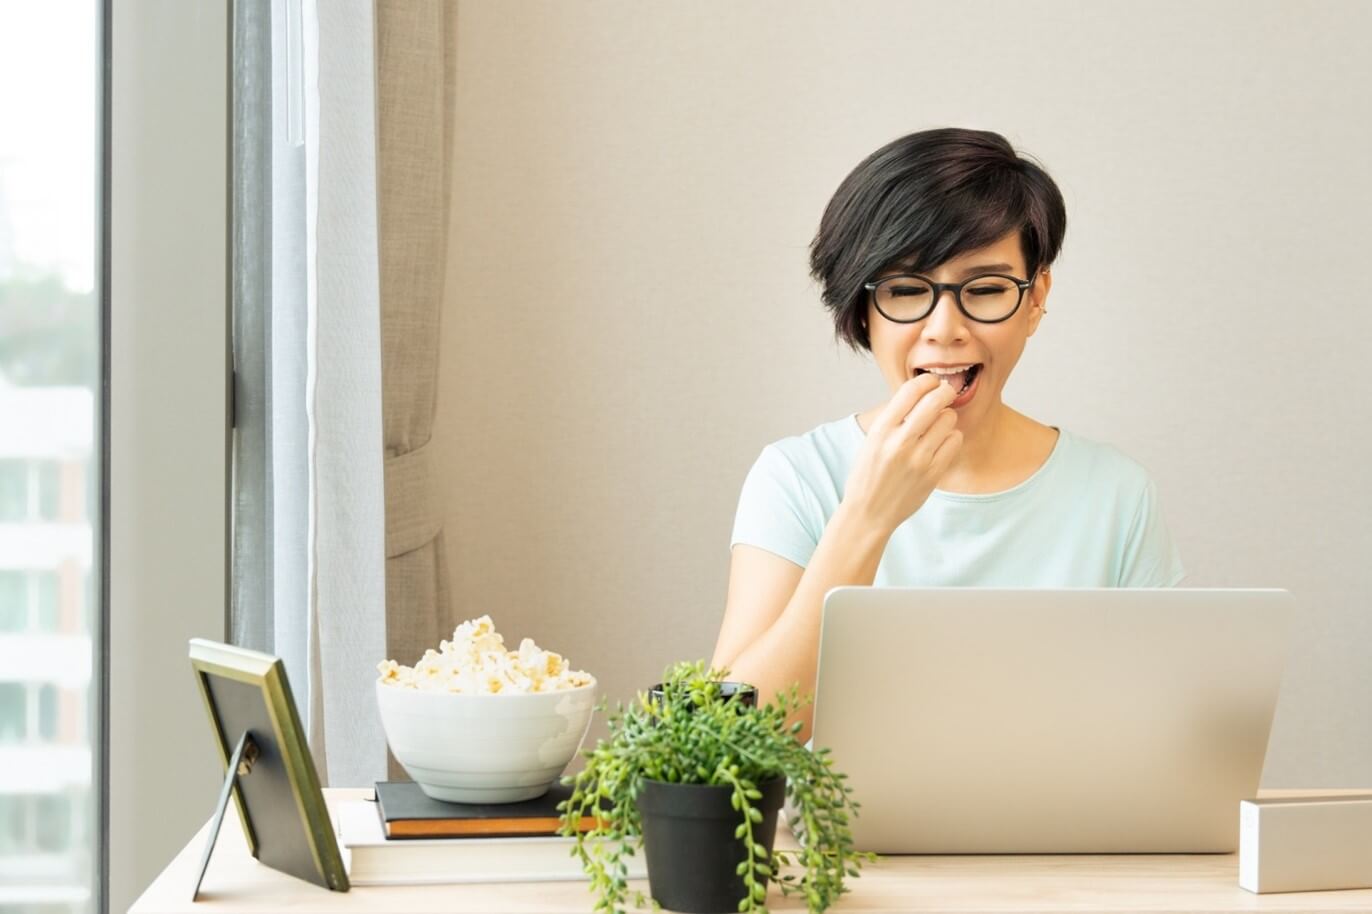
[{"x1": 712, "y1": 128, "x2": 1184, "y2": 741}]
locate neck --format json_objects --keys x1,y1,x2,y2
[
  {"x1": 934, "y1": 401, "x2": 1037, "y2": 493},
  {"x1": 951, "y1": 400, "x2": 1018, "y2": 474}
]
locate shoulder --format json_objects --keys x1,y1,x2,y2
[
  {"x1": 1055, "y1": 428, "x2": 1160, "y2": 502},
  {"x1": 732, "y1": 417, "x2": 856, "y2": 561},
  {"x1": 1053, "y1": 431, "x2": 1184, "y2": 586},
  {"x1": 753, "y1": 415, "x2": 857, "y2": 480}
]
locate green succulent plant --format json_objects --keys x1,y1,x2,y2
[{"x1": 557, "y1": 659, "x2": 874, "y2": 914}]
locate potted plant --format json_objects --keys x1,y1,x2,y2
[{"x1": 558, "y1": 660, "x2": 873, "y2": 913}]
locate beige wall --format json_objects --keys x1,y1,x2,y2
[
  {"x1": 436, "y1": 0, "x2": 1372, "y2": 787},
  {"x1": 111, "y1": 1, "x2": 226, "y2": 910}
]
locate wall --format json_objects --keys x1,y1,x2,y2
[
  {"x1": 436, "y1": 0, "x2": 1372, "y2": 787},
  {"x1": 110, "y1": 1, "x2": 227, "y2": 909}
]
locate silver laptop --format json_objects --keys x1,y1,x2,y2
[{"x1": 810, "y1": 587, "x2": 1292, "y2": 854}]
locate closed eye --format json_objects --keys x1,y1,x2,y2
[{"x1": 887, "y1": 284, "x2": 930, "y2": 297}]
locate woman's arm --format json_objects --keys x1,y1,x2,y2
[
  {"x1": 713, "y1": 375, "x2": 961, "y2": 743},
  {"x1": 712, "y1": 502, "x2": 892, "y2": 744}
]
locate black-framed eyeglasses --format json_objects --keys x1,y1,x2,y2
[{"x1": 863, "y1": 271, "x2": 1037, "y2": 324}]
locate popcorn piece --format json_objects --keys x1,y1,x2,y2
[{"x1": 377, "y1": 615, "x2": 592, "y2": 694}]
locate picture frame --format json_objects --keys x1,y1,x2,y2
[{"x1": 188, "y1": 638, "x2": 349, "y2": 897}]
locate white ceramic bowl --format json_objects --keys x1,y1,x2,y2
[{"x1": 375, "y1": 678, "x2": 598, "y2": 803}]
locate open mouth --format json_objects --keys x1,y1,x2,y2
[{"x1": 914, "y1": 363, "x2": 982, "y2": 395}]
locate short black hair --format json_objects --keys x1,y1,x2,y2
[{"x1": 809, "y1": 127, "x2": 1067, "y2": 352}]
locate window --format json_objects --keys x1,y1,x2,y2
[
  {"x1": 0, "y1": 794, "x2": 25, "y2": 855},
  {"x1": 36, "y1": 463, "x2": 60, "y2": 522},
  {"x1": 0, "y1": 460, "x2": 25, "y2": 521},
  {"x1": 0, "y1": 573, "x2": 62, "y2": 633},
  {"x1": 0, "y1": 462, "x2": 63, "y2": 522},
  {"x1": 37, "y1": 685, "x2": 59, "y2": 742},
  {"x1": 0, "y1": 684, "x2": 24, "y2": 743},
  {"x1": 0, "y1": 0, "x2": 101, "y2": 911},
  {"x1": 0, "y1": 572, "x2": 24, "y2": 631},
  {"x1": 34, "y1": 573, "x2": 60, "y2": 632},
  {"x1": 34, "y1": 795, "x2": 71, "y2": 853}
]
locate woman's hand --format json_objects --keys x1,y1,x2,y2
[{"x1": 842, "y1": 374, "x2": 962, "y2": 535}]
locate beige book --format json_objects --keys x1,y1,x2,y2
[
  {"x1": 335, "y1": 799, "x2": 647, "y2": 886},
  {"x1": 1239, "y1": 795, "x2": 1372, "y2": 893}
]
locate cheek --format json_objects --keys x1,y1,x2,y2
[
  {"x1": 981, "y1": 330, "x2": 1028, "y2": 377},
  {"x1": 871, "y1": 324, "x2": 920, "y2": 377}
]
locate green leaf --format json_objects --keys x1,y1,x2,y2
[{"x1": 568, "y1": 657, "x2": 867, "y2": 914}]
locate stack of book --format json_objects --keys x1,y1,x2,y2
[{"x1": 334, "y1": 781, "x2": 647, "y2": 885}]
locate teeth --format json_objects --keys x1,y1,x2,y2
[{"x1": 919, "y1": 365, "x2": 976, "y2": 375}]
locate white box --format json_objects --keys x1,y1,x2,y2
[{"x1": 1239, "y1": 795, "x2": 1372, "y2": 893}]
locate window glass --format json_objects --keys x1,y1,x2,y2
[
  {"x1": 0, "y1": 460, "x2": 25, "y2": 521},
  {"x1": 0, "y1": 572, "x2": 25, "y2": 631},
  {"x1": 0, "y1": 795, "x2": 23, "y2": 855},
  {"x1": 0, "y1": 685, "x2": 26, "y2": 743},
  {"x1": 34, "y1": 573, "x2": 60, "y2": 632},
  {"x1": 34, "y1": 795, "x2": 71, "y2": 853},
  {"x1": 36, "y1": 462, "x2": 61, "y2": 521},
  {"x1": 37, "y1": 685, "x2": 59, "y2": 742}
]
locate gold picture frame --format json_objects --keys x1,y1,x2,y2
[{"x1": 188, "y1": 638, "x2": 349, "y2": 897}]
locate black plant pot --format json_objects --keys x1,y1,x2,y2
[
  {"x1": 635, "y1": 775, "x2": 786, "y2": 914},
  {"x1": 647, "y1": 680, "x2": 758, "y2": 710}
]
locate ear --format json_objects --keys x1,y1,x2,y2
[{"x1": 1025, "y1": 269, "x2": 1052, "y2": 337}]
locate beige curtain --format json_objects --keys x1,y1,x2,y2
[{"x1": 376, "y1": 0, "x2": 456, "y2": 673}]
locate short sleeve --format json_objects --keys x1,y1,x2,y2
[
  {"x1": 729, "y1": 445, "x2": 822, "y2": 569},
  {"x1": 1117, "y1": 477, "x2": 1186, "y2": 587}
]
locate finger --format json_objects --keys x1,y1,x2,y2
[
  {"x1": 867, "y1": 374, "x2": 941, "y2": 437},
  {"x1": 927, "y1": 428, "x2": 963, "y2": 476},
  {"x1": 908, "y1": 408, "x2": 958, "y2": 462},
  {"x1": 895, "y1": 382, "x2": 959, "y2": 440}
]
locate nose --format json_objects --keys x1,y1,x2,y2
[{"x1": 921, "y1": 288, "x2": 969, "y2": 344}]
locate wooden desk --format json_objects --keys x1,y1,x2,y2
[{"x1": 130, "y1": 788, "x2": 1372, "y2": 913}]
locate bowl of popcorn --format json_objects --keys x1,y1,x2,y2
[{"x1": 375, "y1": 615, "x2": 597, "y2": 804}]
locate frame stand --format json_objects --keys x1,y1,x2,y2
[{"x1": 192, "y1": 729, "x2": 260, "y2": 901}]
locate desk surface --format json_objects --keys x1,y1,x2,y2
[{"x1": 130, "y1": 788, "x2": 1372, "y2": 913}]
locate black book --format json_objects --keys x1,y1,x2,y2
[{"x1": 374, "y1": 781, "x2": 603, "y2": 839}]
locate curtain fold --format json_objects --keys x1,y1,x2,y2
[
  {"x1": 375, "y1": 0, "x2": 456, "y2": 672},
  {"x1": 305, "y1": 0, "x2": 388, "y2": 786}
]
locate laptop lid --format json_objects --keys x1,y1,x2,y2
[{"x1": 810, "y1": 587, "x2": 1292, "y2": 854}]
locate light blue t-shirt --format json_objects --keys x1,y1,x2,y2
[{"x1": 730, "y1": 414, "x2": 1185, "y2": 587}]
